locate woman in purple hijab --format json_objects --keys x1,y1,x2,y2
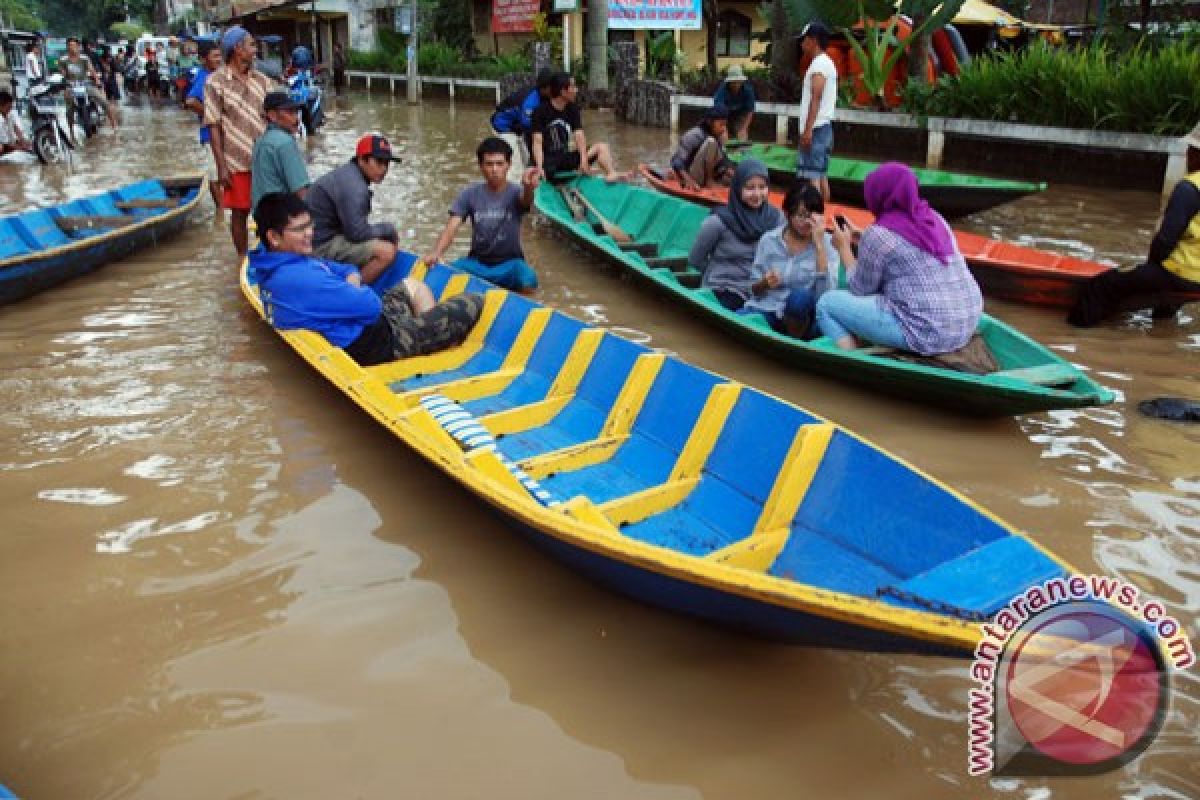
[{"x1": 814, "y1": 162, "x2": 982, "y2": 355}]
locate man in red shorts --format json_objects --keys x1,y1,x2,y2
[{"x1": 204, "y1": 25, "x2": 274, "y2": 258}]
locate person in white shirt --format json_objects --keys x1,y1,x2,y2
[
  {"x1": 796, "y1": 20, "x2": 838, "y2": 203},
  {"x1": 0, "y1": 90, "x2": 32, "y2": 155},
  {"x1": 25, "y1": 40, "x2": 44, "y2": 83}
]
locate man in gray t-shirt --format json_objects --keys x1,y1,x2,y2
[{"x1": 424, "y1": 136, "x2": 541, "y2": 294}]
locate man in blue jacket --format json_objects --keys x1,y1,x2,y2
[{"x1": 250, "y1": 192, "x2": 483, "y2": 366}]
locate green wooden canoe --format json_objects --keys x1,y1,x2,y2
[
  {"x1": 534, "y1": 177, "x2": 1112, "y2": 416},
  {"x1": 727, "y1": 143, "x2": 1047, "y2": 218}
]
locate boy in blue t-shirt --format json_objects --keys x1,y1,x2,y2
[{"x1": 184, "y1": 40, "x2": 223, "y2": 206}]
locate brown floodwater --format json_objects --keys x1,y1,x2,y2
[{"x1": 1, "y1": 92, "x2": 1197, "y2": 800}]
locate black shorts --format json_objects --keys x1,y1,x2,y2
[{"x1": 543, "y1": 151, "x2": 581, "y2": 179}]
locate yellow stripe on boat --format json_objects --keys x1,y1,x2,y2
[
  {"x1": 519, "y1": 353, "x2": 665, "y2": 479},
  {"x1": 482, "y1": 329, "x2": 604, "y2": 435}
]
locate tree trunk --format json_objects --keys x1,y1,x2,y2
[
  {"x1": 769, "y1": 0, "x2": 796, "y2": 79},
  {"x1": 587, "y1": 0, "x2": 609, "y2": 90},
  {"x1": 907, "y1": 16, "x2": 930, "y2": 87}
]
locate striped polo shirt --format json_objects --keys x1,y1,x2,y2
[{"x1": 203, "y1": 65, "x2": 273, "y2": 174}]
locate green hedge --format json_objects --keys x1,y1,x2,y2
[
  {"x1": 346, "y1": 43, "x2": 531, "y2": 81},
  {"x1": 904, "y1": 39, "x2": 1200, "y2": 136}
]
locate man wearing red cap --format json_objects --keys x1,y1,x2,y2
[{"x1": 306, "y1": 134, "x2": 405, "y2": 285}]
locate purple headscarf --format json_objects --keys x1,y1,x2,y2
[{"x1": 864, "y1": 162, "x2": 956, "y2": 264}]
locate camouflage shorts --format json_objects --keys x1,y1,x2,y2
[{"x1": 381, "y1": 286, "x2": 485, "y2": 359}]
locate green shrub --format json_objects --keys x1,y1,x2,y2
[{"x1": 904, "y1": 40, "x2": 1200, "y2": 135}]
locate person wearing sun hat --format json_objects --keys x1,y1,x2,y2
[
  {"x1": 306, "y1": 133, "x2": 408, "y2": 286},
  {"x1": 1068, "y1": 120, "x2": 1200, "y2": 327},
  {"x1": 204, "y1": 24, "x2": 273, "y2": 258},
  {"x1": 713, "y1": 64, "x2": 756, "y2": 141}
]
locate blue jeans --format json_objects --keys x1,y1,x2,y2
[
  {"x1": 815, "y1": 290, "x2": 908, "y2": 348},
  {"x1": 796, "y1": 123, "x2": 833, "y2": 180}
]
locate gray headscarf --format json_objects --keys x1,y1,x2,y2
[{"x1": 714, "y1": 159, "x2": 783, "y2": 244}]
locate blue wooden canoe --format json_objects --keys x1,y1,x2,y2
[
  {"x1": 240, "y1": 252, "x2": 1075, "y2": 655},
  {"x1": 0, "y1": 175, "x2": 205, "y2": 305}
]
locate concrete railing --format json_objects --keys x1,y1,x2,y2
[
  {"x1": 346, "y1": 70, "x2": 501, "y2": 103},
  {"x1": 670, "y1": 94, "x2": 1188, "y2": 197}
]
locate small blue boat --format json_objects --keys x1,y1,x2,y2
[
  {"x1": 0, "y1": 175, "x2": 205, "y2": 305},
  {"x1": 241, "y1": 253, "x2": 1074, "y2": 655}
]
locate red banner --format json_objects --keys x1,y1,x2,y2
[{"x1": 492, "y1": 0, "x2": 540, "y2": 33}]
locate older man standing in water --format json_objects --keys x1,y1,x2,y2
[{"x1": 205, "y1": 26, "x2": 273, "y2": 259}]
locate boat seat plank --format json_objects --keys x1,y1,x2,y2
[
  {"x1": 535, "y1": 364, "x2": 732, "y2": 506},
  {"x1": 990, "y1": 363, "x2": 1079, "y2": 387},
  {"x1": 878, "y1": 536, "x2": 1063, "y2": 617},
  {"x1": 644, "y1": 256, "x2": 689, "y2": 271},
  {"x1": 0, "y1": 222, "x2": 32, "y2": 259},
  {"x1": 491, "y1": 335, "x2": 647, "y2": 461},
  {"x1": 472, "y1": 328, "x2": 603, "y2": 428},
  {"x1": 115, "y1": 198, "x2": 181, "y2": 210},
  {"x1": 559, "y1": 496, "x2": 623, "y2": 534},
  {"x1": 512, "y1": 352, "x2": 665, "y2": 473},
  {"x1": 397, "y1": 306, "x2": 551, "y2": 393},
  {"x1": 618, "y1": 241, "x2": 658, "y2": 257},
  {"x1": 56, "y1": 215, "x2": 138, "y2": 234},
  {"x1": 618, "y1": 390, "x2": 817, "y2": 556},
  {"x1": 14, "y1": 210, "x2": 72, "y2": 248}
]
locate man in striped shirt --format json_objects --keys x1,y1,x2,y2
[{"x1": 205, "y1": 26, "x2": 274, "y2": 258}]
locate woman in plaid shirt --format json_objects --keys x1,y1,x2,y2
[{"x1": 818, "y1": 163, "x2": 982, "y2": 355}]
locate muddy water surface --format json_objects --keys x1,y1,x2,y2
[{"x1": 0, "y1": 93, "x2": 1197, "y2": 799}]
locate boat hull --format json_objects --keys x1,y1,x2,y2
[
  {"x1": 727, "y1": 143, "x2": 1045, "y2": 218},
  {"x1": 239, "y1": 255, "x2": 1075, "y2": 655},
  {"x1": 636, "y1": 165, "x2": 1166, "y2": 309},
  {"x1": 538, "y1": 176, "x2": 1113, "y2": 415},
  {"x1": 0, "y1": 177, "x2": 205, "y2": 305}
]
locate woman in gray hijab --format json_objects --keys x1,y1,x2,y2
[{"x1": 689, "y1": 159, "x2": 784, "y2": 311}]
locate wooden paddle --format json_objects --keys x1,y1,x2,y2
[
  {"x1": 567, "y1": 187, "x2": 633, "y2": 245},
  {"x1": 558, "y1": 185, "x2": 587, "y2": 222}
]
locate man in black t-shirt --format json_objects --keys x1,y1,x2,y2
[{"x1": 530, "y1": 72, "x2": 628, "y2": 182}]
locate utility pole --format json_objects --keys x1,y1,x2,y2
[
  {"x1": 586, "y1": 0, "x2": 608, "y2": 90},
  {"x1": 406, "y1": 0, "x2": 418, "y2": 104}
]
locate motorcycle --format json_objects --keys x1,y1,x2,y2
[
  {"x1": 67, "y1": 80, "x2": 100, "y2": 140},
  {"x1": 287, "y1": 68, "x2": 324, "y2": 136},
  {"x1": 27, "y1": 76, "x2": 75, "y2": 164},
  {"x1": 286, "y1": 46, "x2": 324, "y2": 136}
]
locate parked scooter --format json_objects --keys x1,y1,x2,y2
[
  {"x1": 287, "y1": 46, "x2": 324, "y2": 136},
  {"x1": 27, "y1": 76, "x2": 76, "y2": 164},
  {"x1": 67, "y1": 80, "x2": 100, "y2": 140}
]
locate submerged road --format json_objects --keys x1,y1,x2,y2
[{"x1": 0, "y1": 93, "x2": 1197, "y2": 799}]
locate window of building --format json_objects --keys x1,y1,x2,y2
[{"x1": 716, "y1": 10, "x2": 751, "y2": 58}]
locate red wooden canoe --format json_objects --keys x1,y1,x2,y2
[{"x1": 637, "y1": 165, "x2": 1197, "y2": 310}]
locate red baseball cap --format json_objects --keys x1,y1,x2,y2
[{"x1": 354, "y1": 134, "x2": 402, "y2": 163}]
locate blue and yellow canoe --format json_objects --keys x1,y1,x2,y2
[
  {"x1": 241, "y1": 254, "x2": 1073, "y2": 655},
  {"x1": 0, "y1": 175, "x2": 205, "y2": 305}
]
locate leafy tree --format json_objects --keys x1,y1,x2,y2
[
  {"x1": 37, "y1": 0, "x2": 155, "y2": 38},
  {"x1": 1, "y1": 0, "x2": 42, "y2": 29}
]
